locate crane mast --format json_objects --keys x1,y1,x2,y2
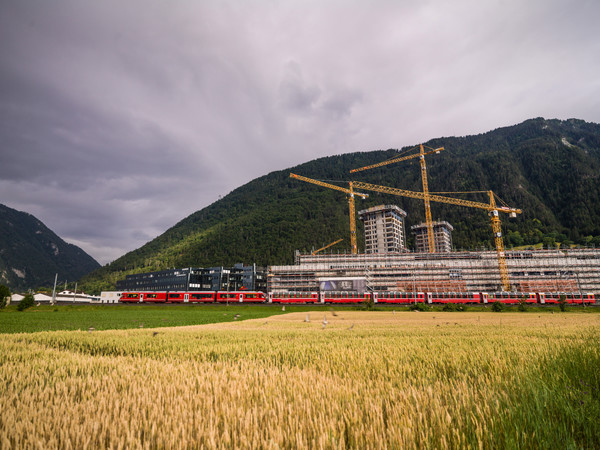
[
  {"x1": 351, "y1": 144, "x2": 443, "y2": 253},
  {"x1": 419, "y1": 144, "x2": 435, "y2": 253},
  {"x1": 488, "y1": 193, "x2": 510, "y2": 291},
  {"x1": 289, "y1": 173, "x2": 368, "y2": 255}
]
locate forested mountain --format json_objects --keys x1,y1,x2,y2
[
  {"x1": 0, "y1": 204, "x2": 100, "y2": 290},
  {"x1": 80, "y1": 118, "x2": 600, "y2": 293}
]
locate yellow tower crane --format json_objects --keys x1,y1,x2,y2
[
  {"x1": 350, "y1": 180, "x2": 521, "y2": 291},
  {"x1": 351, "y1": 144, "x2": 444, "y2": 253},
  {"x1": 312, "y1": 238, "x2": 344, "y2": 255},
  {"x1": 290, "y1": 173, "x2": 368, "y2": 255}
]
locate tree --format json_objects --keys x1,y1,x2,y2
[
  {"x1": 0, "y1": 284, "x2": 10, "y2": 308},
  {"x1": 558, "y1": 294, "x2": 567, "y2": 312},
  {"x1": 517, "y1": 294, "x2": 527, "y2": 312},
  {"x1": 17, "y1": 294, "x2": 34, "y2": 311}
]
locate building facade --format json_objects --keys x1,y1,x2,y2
[
  {"x1": 411, "y1": 221, "x2": 454, "y2": 253},
  {"x1": 116, "y1": 264, "x2": 267, "y2": 292},
  {"x1": 358, "y1": 204, "x2": 407, "y2": 254}
]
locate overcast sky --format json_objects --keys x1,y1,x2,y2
[{"x1": 1, "y1": 0, "x2": 599, "y2": 265}]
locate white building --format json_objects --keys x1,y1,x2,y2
[
  {"x1": 54, "y1": 290, "x2": 95, "y2": 303},
  {"x1": 99, "y1": 291, "x2": 123, "y2": 304},
  {"x1": 34, "y1": 293, "x2": 53, "y2": 302}
]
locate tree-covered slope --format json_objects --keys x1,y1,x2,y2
[
  {"x1": 0, "y1": 204, "x2": 101, "y2": 290},
  {"x1": 80, "y1": 118, "x2": 600, "y2": 292}
]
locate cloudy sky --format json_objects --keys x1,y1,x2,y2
[{"x1": 1, "y1": 0, "x2": 599, "y2": 265}]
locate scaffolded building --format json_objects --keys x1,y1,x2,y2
[
  {"x1": 270, "y1": 249, "x2": 600, "y2": 294},
  {"x1": 358, "y1": 204, "x2": 407, "y2": 254},
  {"x1": 411, "y1": 221, "x2": 454, "y2": 253}
]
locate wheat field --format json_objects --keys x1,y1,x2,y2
[{"x1": 1, "y1": 311, "x2": 599, "y2": 448}]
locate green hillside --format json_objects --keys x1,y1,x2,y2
[
  {"x1": 0, "y1": 204, "x2": 100, "y2": 290},
  {"x1": 80, "y1": 118, "x2": 600, "y2": 293}
]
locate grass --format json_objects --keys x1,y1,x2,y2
[
  {"x1": 0, "y1": 311, "x2": 599, "y2": 448},
  {"x1": 1, "y1": 302, "x2": 596, "y2": 334},
  {"x1": 0, "y1": 303, "x2": 290, "y2": 333}
]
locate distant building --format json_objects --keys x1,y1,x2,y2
[
  {"x1": 99, "y1": 291, "x2": 122, "y2": 304},
  {"x1": 34, "y1": 293, "x2": 54, "y2": 302},
  {"x1": 358, "y1": 204, "x2": 407, "y2": 254},
  {"x1": 116, "y1": 264, "x2": 267, "y2": 292},
  {"x1": 411, "y1": 221, "x2": 454, "y2": 253},
  {"x1": 54, "y1": 290, "x2": 96, "y2": 303}
]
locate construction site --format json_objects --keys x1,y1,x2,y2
[
  {"x1": 269, "y1": 248, "x2": 600, "y2": 294},
  {"x1": 269, "y1": 145, "x2": 600, "y2": 295}
]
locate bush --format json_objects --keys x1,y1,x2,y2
[
  {"x1": 491, "y1": 301, "x2": 504, "y2": 312},
  {"x1": 442, "y1": 303, "x2": 468, "y2": 312},
  {"x1": 17, "y1": 294, "x2": 35, "y2": 311},
  {"x1": 518, "y1": 296, "x2": 527, "y2": 312},
  {"x1": 362, "y1": 295, "x2": 375, "y2": 311},
  {"x1": 410, "y1": 302, "x2": 431, "y2": 312},
  {"x1": 0, "y1": 284, "x2": 10, "y2": 309}
]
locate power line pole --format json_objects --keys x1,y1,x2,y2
[{"x1": 51, "y1": 273, "x2": 58, "y2": 305}]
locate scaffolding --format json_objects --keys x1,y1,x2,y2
[{"x1": 268, "y1": 248, "x2": 600, "y2": 294}]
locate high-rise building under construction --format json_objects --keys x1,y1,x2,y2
[
  {"x1": 411, "y1": 221, "x2": 454, "y2": 253},
  {"x1": 358, "y1": 204, "x2": 407, "y2": 253}
]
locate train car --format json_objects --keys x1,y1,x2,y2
[
  {"x1": 321, "y1": 291, "x2": 370, "y2": 303},
  {"x1": 269, "y1": 292, "x2": 318, "y2": 304},
  {"x1": 165, "y1": 292, "x2": 218, "y2": 303},
  {"x1": 188, "y1": 292, "x2": 218, "y2": 303},
  {"x1": 428, "y1": 292, "x2": 484, "y2": 304},
  {"x1": 373, "y1": 291, "x2": 425, "y2": 304},
  {"x1": 120, "y1": 292, "x2": 168, "y2": 303},
  {"x1": 140, "y1": 292, "x2": 168, "y2": 303},
  {"x1": 215, "y1": 291, "x2": 266, "y2": 303},
  {"x1": 120, "y1": 292, "x2": 142, "y2": 303},
  {"x1": 487, "y1": 292, "x2": 537, "y2": 304},
  {"x1": 538, "y1": 292, "x2": 595, "y2": 304},
  {"x1": 166, "y1": 292, "x2": 186, "y2": 303}
]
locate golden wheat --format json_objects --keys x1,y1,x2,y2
[{"x1": 0, "y1": 312, "x2": 598, "y2": 448}]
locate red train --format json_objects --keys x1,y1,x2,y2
[
  {"x1": 120, "y1": 290, "x2": 595, "y2": 305},
  {"x1": 268, "y1": 291, "x2": 595, "y2": 305},
  {"x1": 120, "y1": 291, "x2": 267, "y2": 304}
]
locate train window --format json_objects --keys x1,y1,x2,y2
[
  {"x1": 147, "y1": 294, "x2": 157, "y2": 299},
  {"x1": 168, "y1": 293, "x2": 180, "y2": 298}
]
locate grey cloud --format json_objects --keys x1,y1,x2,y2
[
  {"x1": 279, "y1": 61, "x2": 322, "y2": 113},
  {"x1": 2, "y1": 0, "x2": 600, "y2": 264}
]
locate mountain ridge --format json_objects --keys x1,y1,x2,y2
[
  {"x1": 80, "y1": 117, "x2": 600, "y2": 293},
  {"x1": 0, "y1": 204, "x2": 101, "y2": 290}
]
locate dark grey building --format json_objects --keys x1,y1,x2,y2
[{"x1": 116, "y1": 264, "x2": 267, "y2": 292}]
